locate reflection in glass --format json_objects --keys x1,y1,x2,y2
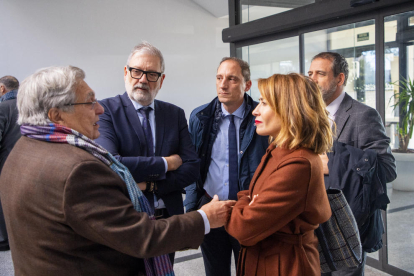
[
  {"x1": 241, "y1": 37, "x2": 300, "y2": 100},
  {"x1": 384, "y1": 10, "x2": 414, "y2": 274}
]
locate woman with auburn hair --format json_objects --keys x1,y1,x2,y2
[{"x1": 226, "y1": 73, "x2": 333, "y2": 276}]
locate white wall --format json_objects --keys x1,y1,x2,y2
[{"x1": 0, "y1": 0, "x2": 229, "y2": 117}]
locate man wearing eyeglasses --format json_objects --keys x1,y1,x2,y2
[{"x1": 95, "y1": 42, "x2": 199, "y2": 264}]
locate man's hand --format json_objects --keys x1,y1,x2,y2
[
  {"x1": 165, "y1": 154, "x2": 182, "y2": 171},
  {"x1": 201, "y1": 195, "x2": 236, "y2": 228},
  {"x1": 137, "y1": 182, "x2": 146, "y2": 191},
  {"x1": 319, "y1": 152, "x2": 329, "y2": 175}
]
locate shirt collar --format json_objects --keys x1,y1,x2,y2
[
  {"x1": 129, "y1": 97, "x2": 155, "y2": 111},
  {"x1": 221, "y1": 100, "x2": 246, "y2": 119},
  {"x1": 326, "y1": 92, "x2": 345, "y2": 118}
]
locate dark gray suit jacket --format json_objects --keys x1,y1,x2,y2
[
  {"x1": 334, "y1": 93, "x2": 396, "y2": 183},
  {"x1": 0, "y1": 98, "x2": 21, "y2": 172},
  {"x1": 0, "y1": 98, "x2": 21, "y2": 244}
]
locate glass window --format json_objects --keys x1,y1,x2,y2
[
  {"x1": 241, "y1": 37, "x2": 300, "y2": 100},
  {"x1": 384, "y1": 10, "x2": 414, "y2": 275},
  {"x1": 304, "y1": 20, "x2": 376, "y2": 110},
  {"x1": 241, "y1": 5, "x2": 291, "y2": 23}
]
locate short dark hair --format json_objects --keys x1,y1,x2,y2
[
  {"x1": 312, "y1": 52, "x2": 349, "y2": 86},
  {"x1": 0, "y1": 76, "x2": 19, "y2": 91},
  {"x1": 219, "y1": 57, "x2": 251, "y2": 82}
]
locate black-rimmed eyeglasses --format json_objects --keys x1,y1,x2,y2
[
  {"x1": 127, "y1": 65, "x2": 162, "y2": 82},
  {"x1": 64, "y1": 101, "x2": 97, "y2": 109}
]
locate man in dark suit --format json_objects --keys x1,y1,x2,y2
[
  {"x1": 0, "y1": 75, "x2": 21, "y2": 251},
  {"x1": 308, "y1": 52, "x2": 397, "y2": 276},
  {"x1": 185, "y1": 57, "x2": 269, "y2": 276},
  {"x1": 96, "y1": 42, "x2": 199, "y2": 263}
]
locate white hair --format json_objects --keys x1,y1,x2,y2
[
  {"x1": 126, "y1": 41, "x2": 165, "y2": 73},
  {"x1": 17, "y1": 65, "x2": 85, "y2": 125}
]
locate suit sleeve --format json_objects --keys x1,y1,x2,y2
[
  {"x1": 156, "y1": 108, "x2": 200, "y2": 196},
  {"x1": 226, "y1": 157, "x2": 325, "y2": 247},
  {"x1": 63, "y1": 160, "x2": 204, "y2": 258},
  {"x1": 0, "y1": 104, "x2": 8, "y2": 146},
  {"x1": 183, "y1": 110, "x2": 201, "y2": 211},
  {"x1": 96, "y1": 101, "x2": 166, "y2": 182},
  {"x1": 356, "y1": 108, "x2": 397, "y2": 183}
]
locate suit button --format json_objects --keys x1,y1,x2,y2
[
  {"x1": 364, "y1": 158, "x2": 368, "y2": 162},
  {"x1": 356, "y1": 168, "x2": 360, "y2": 171}
]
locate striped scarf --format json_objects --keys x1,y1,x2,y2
[{"x1": 20, "y1": 123, "x2": 175, "y2": 276}]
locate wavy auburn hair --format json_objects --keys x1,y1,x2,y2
[{"x1": 258, "y1": 73, "x2": 333, "y2": 154}]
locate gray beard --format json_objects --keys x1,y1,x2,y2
[{"x1": 129, "y1": 85, "x2": 157, "y2": 106}]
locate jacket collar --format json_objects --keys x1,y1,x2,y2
[
  {"x1": 120, "y1": 92, "x2": 165, "y2": 156},
  {"x1": 120, "y1": 92, "x2": 163, "y2": 156},
  {"x1": 334, "y1": 92, "x2": 352, "y2": 139},
  {"x1": 250, "y1": 144, "x2": 295, "y2": 189},
  {"x1": 196, "y1": 93, "x2": 255, "y2": 122},
  {"x1": 0, "y1": 89, "x2": 18, "y2": 103}
]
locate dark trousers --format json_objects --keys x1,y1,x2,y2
[
  {"x1": 201, "y1": 226, "x2": 240, "y2": 276},
  {"x1": 198, "y1": 194, "x2": 240, "y2": 276},
  {"x1": 322, "y1": 251, "x2": 367, "y2": 276},
  {"x1": 0, "y1": 197, "x2": 8, "y2": 248}
]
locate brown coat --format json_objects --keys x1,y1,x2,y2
[
  {"x1": 0, "y1": 137, "x2": 204, "y2": 276},
  {"x1": 226, "y1": 144, "x2": 331, "y2": 276}
]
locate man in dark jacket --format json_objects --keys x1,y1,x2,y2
[
  {"x1": 185, "y1": 57, "x2": 268, "y2": 276},
  {"x1": 308, "y1": 52, "x2": 397, "y2": 276},
  {"x1": 0, "y1": 75, "x2": 21, "y2": 251}
]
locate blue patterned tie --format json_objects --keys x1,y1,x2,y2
[
  {"x1": 138, "y1": 106, "x2": 154, "y2": 157},
  {"x1": 228, "y1": 115, "x2": 238, "y2": 200}
]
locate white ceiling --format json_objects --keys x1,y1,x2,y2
[
  {"x1": 191, "y1": 0, "x2": 229, "y2": 18},
  {"x1": 191, "y1": 0, "x2": 315, "y2": 18}
]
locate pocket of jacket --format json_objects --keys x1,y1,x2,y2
[{"x1": 265, "y1": 253, "x2": 279, "y2": 276}]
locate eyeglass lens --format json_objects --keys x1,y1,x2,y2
[{"x1": 130, "y1": 68, "x2": 160, "y2": 82}]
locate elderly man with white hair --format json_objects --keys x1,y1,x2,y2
[{"x1": 0, "y1": 65, "x2": 235, "y2": 276}]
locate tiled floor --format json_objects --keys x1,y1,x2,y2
[{"x1": 0, "y1": 248, "x2": 392, "y2": 276}]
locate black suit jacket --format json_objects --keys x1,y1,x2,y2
[{"x1": 96, "y1": 92, "x2": 200, "y2": 215}]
